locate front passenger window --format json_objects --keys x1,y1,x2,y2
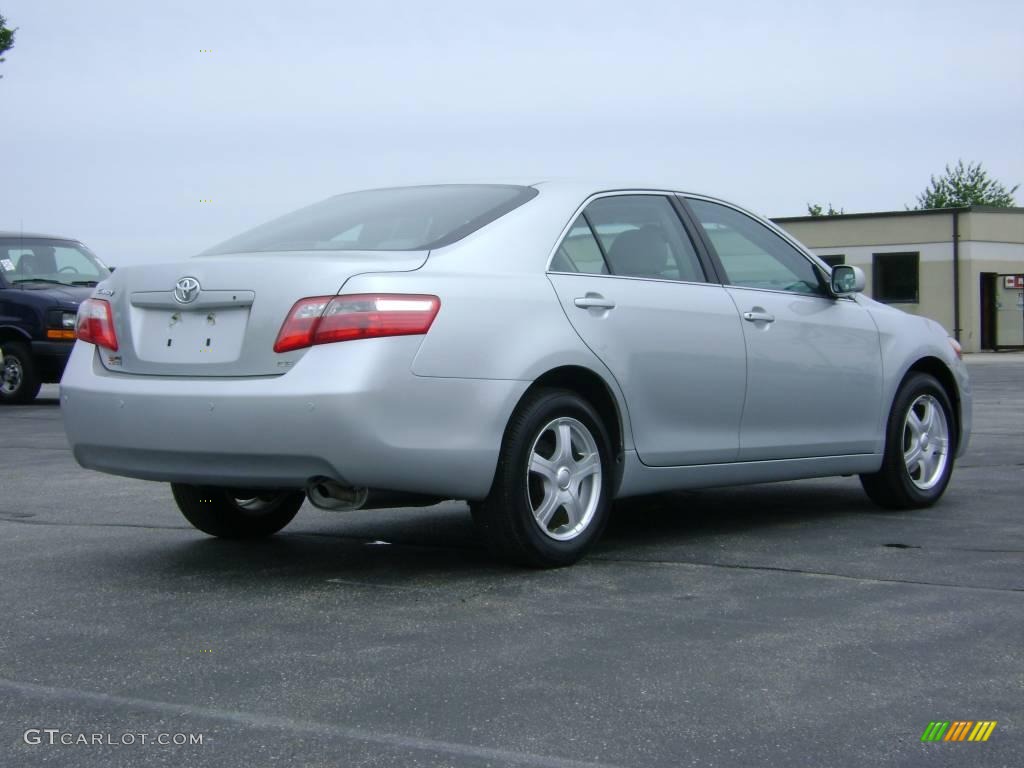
[{"x1": 687, "y1": 198, "x2": 826, "y2": 295}]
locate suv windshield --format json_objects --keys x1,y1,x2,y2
[
  {"x1": 0, "y1": 238, "x2": 110, "y2": 287},
  {"x1": 201, "y1": 184, "x2": 539, "y2": 255}
]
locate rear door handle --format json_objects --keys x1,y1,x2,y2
[
  {"x1": 574, "y1": 295, "x2": 616, "y2": 310},
  {"x1": 743, "y1": 310, "x2": 775, "y2": 323}
]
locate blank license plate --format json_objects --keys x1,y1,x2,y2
[{"x1": 132, "y1": 307, "x2": 250, "y2": 364}]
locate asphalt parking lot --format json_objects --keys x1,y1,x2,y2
[{"x1": 1, "y1": 357, "x2": 1021, "y2": 768}]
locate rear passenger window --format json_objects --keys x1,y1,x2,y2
[
  {"x1": 550, "y1": 215, "x2": 608, "y2": 274},
  {"x1": 571, "y1": 195, "x2": 705, "y2": 282}
]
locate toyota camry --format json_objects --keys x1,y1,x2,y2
[{"x1": 60, "y1": 182, "x2": 972, "y2": 566}]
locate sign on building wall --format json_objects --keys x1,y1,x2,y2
[{"x1": 996, "y1": 276, "x2": 1024, "y2": 347}]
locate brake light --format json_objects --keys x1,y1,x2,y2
[
  {"x1": 274, "y1": 294, "x2": 441, "y2": 353},
  {"x1": 76, "y1": 298, "x2": 119, "y2": 351}
]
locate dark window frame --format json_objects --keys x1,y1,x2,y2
[
  {"x1": 872, "y1": 251, "x2": 920, "y2": 304},
  {"x1": 820, "y1": 254, "x2": 846, "y2": 268},
  {"x1": 581, "y1": 212, "x2": 612, "y2": 271}
]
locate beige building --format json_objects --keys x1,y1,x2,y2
[{"x1": 773, "y1": 206, "x2": 1024, "y2": 352}]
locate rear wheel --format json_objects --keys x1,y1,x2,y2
[
  {"x1": 860, "y1": 373, "x2": 956, "y2": 509},
  {"x1": 171, "y1": 484, "x2": 305, "y2": 538},
  {"x1": 0, "y1": 342, "x2": 42, "y2": 404},
  {"x1": 472, "y1": 388, "x2": 613, "y2": 567}
]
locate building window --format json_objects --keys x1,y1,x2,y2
[
  {"x1": 872, "y1": 252, "x2": 919, "y2": 303},
  {"x1": 820, "y1": 254, "x2": 845, "y2": 268}
]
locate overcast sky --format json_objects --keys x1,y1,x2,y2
[{"x1": 1, "y1": 0, "x2": 1022, "y2": 266}]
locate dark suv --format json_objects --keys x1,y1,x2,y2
[{"x1": 0, "y1": 233, "x2": 111, "y2": 403}]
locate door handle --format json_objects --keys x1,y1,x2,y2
[
  {"x1": 743, "y1": 310, "x2": 775, "y2": 323},
  {"x1": 574, "y1": 295, "x2": 616, "y2": 310}
]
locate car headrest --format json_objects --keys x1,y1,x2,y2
[
  {"x1": 20, "y1": 249, "x2": 58, "y2": 274},
  {"x1": 606, "y1": 226, "x2": 669, "y2": 278}
]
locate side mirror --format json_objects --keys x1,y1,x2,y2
[{"x1": 830, "y1": 265, "x2": 865, "y2": 296}]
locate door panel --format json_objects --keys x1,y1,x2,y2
[
  {"x1": 549, "y1": 273, "x2": 746, "y2": 466},
  {"x1": 727, "y1": 289, "x2": 883, "y2": 460},
  {"x1": 685, "y1": 196, "x2": 884, "y2": 460}
]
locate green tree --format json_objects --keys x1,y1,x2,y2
[
  {"x1": 0, "y1": 12, "x2": 15, "y2": 78},
  {"x1": 914, "y1": 160, "x2": 1018, "y2": 209},
  {"x1": 807, "y1": 202, "x2": 844, "y2": 216}
]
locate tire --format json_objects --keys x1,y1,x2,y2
[
  {"x1": 171, "y1": 484, "x2": 305, "y2": 539},
  {"x1": 472, "y1": 388, "x2": 614, "y2": 568},
  {"x1": 860, "y1": 372, "x2": 956, "y2": 510},
  {"x1": 1, "y1": 342, "x2": 42, "y2": 405}
]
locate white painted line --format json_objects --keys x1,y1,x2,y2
[{"x1": 0, "y1": 677, "x2": 624, "y2": 768}]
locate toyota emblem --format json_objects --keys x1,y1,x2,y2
[{"x1": 173, "y1": 277, "x2": 201, "y2": 304}]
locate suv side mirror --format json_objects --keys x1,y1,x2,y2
[{"x1": 831, "y1": 265, "x2": 865, "y2": 296}]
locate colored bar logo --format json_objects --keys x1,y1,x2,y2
[{"x1": 921, "y1": 721, "x2": 997, "y2": 742}]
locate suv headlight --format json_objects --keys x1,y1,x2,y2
[{"x1": 46, "y1": 309, "x2": 79, "y2": 340}]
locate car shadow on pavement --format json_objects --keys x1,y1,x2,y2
[
  {"x1": 604, "y1": 480, "x2": 873, "y2": 545},
  {"x1": 123, "y1": 508, "x2": 510, "y2": 588},
  {"x1": 115, "y1": 481, "x2": 874, "y2": 582}
]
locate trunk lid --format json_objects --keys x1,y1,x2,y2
[{"x1": 96, "y1": 250, "x2": 427, "y2": 376}]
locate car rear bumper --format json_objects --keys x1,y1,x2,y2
[{"x1": 60, "y1": 339, "x2": 529, "y2": 499}]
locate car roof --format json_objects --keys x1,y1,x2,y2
[
  {"x1": 0, "y1": 231, "x2": 81, "y2": 242},
  {"x1": 343, "y1": 179, "x2": 711, "y2": 196},
  {"x1": 382, "y1": 179, "x2": 742, "y2": 208},
  {"x1": 532, "y1": 178, "x2": 699, "y2": 193}
]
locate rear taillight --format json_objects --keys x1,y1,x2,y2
[
  {"x1": 76, "y1": 298, "x2": 119, "y2": 351},
  {"x1": 274, "y1": 294, "x2": 440, "y2": 353}
]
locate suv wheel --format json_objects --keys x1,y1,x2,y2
[
  {"x1": 472, "y1": 388, "x2": 613, "y2": 568},
  {"x1": 171, "y1": 484, "x2": 305, "y2": 538},
  {"x1": 0, "y1": 342, "x2": 42, "y2": 404}
]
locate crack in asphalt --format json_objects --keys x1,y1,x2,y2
[
  {"x1": 0, "y1": 678, "x2": 624, "y2": 768},
  {"x1": 0, "y1": 515, "x2": 191, "y2": 531},
  {"x1": 1, "y1": 445, "x2": 72, "y2": 451},
  {"x1": 588, "y1": 556, "x2": 1024, "y2": 593}
]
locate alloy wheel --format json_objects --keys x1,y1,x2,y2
[
  {"x1": 526, "y1": 417, "x2": 603, "y2": 541},
  {"x1": 903, "y1": 394, "x2": 950, "y2": 491}
]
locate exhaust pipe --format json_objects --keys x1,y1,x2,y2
[
  {"x1": 305, "y1": 478, "x2": 443, "y2": 512},
  {"x1": 306, "y1": 479, "x2": 369, "y2": 511}
]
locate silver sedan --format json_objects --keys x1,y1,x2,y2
[{"x1": 61, "y1": 182, "x2": 971, "y2": 566}]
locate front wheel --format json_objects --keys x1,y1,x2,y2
[
  {"x1": 171, "y1": 484, "x2": 305, "y2": 538},
  {"x1": 860, "y1": 373, "x2": 956, "y2": 509},
  {"x1": 1, "y1": 342, "x2": 42, "y2": 404},
  {"x1": 472, "y1": 388, "x2": 614, "y2": 568}
]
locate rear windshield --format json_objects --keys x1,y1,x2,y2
[{"x1": 202, "y1": 184, "x2": 539, "y2": 255}]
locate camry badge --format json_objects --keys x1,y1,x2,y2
[{"x1": 173, "y1": 276, "x2": 201, "y2": 304}]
